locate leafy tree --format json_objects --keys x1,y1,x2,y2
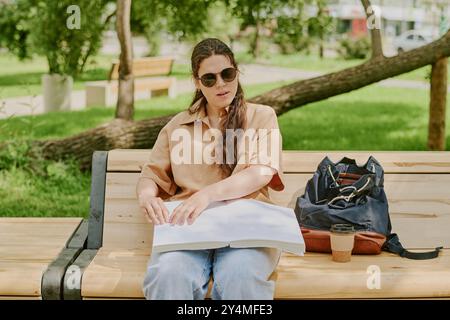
[
  {"x1": 226, "y1": 0, "x2": 281, "y2": 58},
  {"x1": 30, "y1": 0, "x2": 110, "y2": 77},
  {"x1": 307, "y1": 0, "x2": 335, "y2": 58},
  {"x1": 130, "y1": 0, "x2": 217, "y2": 56},
  {"x1": 130, "y1": 1, "x2": 164, "y2": 56},
  {"x1": 0, "y1": 0, "x2": 37, "y2": 60},
  {"x1": 0, "y1": 0, "x2": 111, "y2": 78},
  {"x1": 226, "y1": 0, "x2": 333, "y2": 58},
  {"x1": 271, "y1": 0, "x2": 311, "y2": 54},
  {"x1": 187, "y1": 1, "x2": 241, "y2": 45}
]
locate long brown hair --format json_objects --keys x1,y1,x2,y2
[{"x1": 189, "y1": 38, "x2": 247, "y2": 176}]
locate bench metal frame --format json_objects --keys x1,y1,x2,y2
[
  {"x1": 62, "y1": 151, "x2": 108, "y2": 300},
  {"x1": 41, "y1": 219, "x2": 89, "y2": 299}
]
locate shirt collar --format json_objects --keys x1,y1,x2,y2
[
  {"x1": 178, "y1": 98, "x2": 230, "y2": 125},
  {"x1": 178, "y1": 98, "x2": 207, "y2": 125},
  {"x1": 219, "y1": 106, "x2": 230, "y2": 118}
]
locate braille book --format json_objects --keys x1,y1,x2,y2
[{"x1": 152, "y1": 199, "x2": 305, "y2": 256}]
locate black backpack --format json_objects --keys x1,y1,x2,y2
[{"x1": 294, "y1": 156, "x2": 442, "y2": 260}]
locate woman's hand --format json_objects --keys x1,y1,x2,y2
[
  {"x1": 138, "y1": 194, "x2": 169, "y2": 225},
  {"x1": 169, "y1": 190, "x2": 211, "y2": 226}
]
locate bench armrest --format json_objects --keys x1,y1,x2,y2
[{"x1": 41, "y1": 219, "x2": 89, "y2": 300}]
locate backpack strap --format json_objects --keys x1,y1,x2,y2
[
  {"x1": 383, "y1": 233, "x2": 443, "y2": 260},
  {"x1": 327, "y1": 174, "x2": 374, "y2": 206}
]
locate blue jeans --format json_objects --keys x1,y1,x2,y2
[{"x1": 142, "y1": 246, "x2": 282, "y2": 300}]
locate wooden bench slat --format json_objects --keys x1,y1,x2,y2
[
  {"x1": 107, "y1": 150, "x2": 450, "y2": 173},
  {"x1": 0, "y1": 296, "x2": 42, "y2": 300},
  {"x1": 0, "y1": 218, "x2": 82, "y2": 224},
  {"x1": 82, "y1": 248, "x2": 149, "y2": 298},
  {"x1": 282, "y1": 151, "x2": 450, "y2": 173},
  {"x1": 102, "y1": 222, "x2": 153, "y2": 250},
  {"x1": 0, "y1": 218, "x2": 82, "y2": 297},
  {"x1": 81, "y1": 248, "x2": 450, "y2": 299},
  {"x1": 104, "y1": 197, "x2": 450, "y2": 222},
  {"x1": 0, "y1": 247, "x2": 72, "y2": 261},
  {"x1": 109, "y1": 77, "x2": 176, "y2": 94},
  {"x1": 87, "y1": 57, "x2": 176, "y2": 107},
  {"x1": 0, "y1": 221, "x2": 85, "y2": 250},
  {"x1": 109, "y1": 57, "x2": 174, "y2": 80},
  {"x1": 105, "y1": 172, "x2": 450, "y2": 208},
  {"x1": 391, "y1": 216, "x2": 450, "y2": 249},
  {"x1": 0, "y1": 262, "x2": 48, "y2": 297},
  {"x1": 275, "y1": 250, "x2": 450, "y2": 299},
  {"x1": 105, "y1": 172, "x2": 450, "y2": 201}
]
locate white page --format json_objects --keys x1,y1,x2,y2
[{"x1": 152, "y1": 199, "x2": 304, "y2": 256}]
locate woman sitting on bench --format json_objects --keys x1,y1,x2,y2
[{"x1": 136, "y1": 38, "x2": 285, "y2": 300}]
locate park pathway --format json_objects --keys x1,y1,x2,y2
[{"x1": 0, "y1": 64, "x2": 446, "y2": 120}]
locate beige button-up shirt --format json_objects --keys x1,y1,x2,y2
[{"x1": 138, "y1": 99, "x2": 285, "y2": 204}]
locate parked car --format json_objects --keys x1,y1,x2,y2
[{"x1": 393, "y1": 30, "x2": 434, "y2": 53}]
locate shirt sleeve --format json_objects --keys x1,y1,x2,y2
[
  {"x1": 232, "y1": 107, "x2": 285, "y2": 191},
  {"x1": 138, "y1": 125, "x2": 177, "y2": 196}
]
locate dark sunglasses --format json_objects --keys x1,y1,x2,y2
[{"x1": 198, "y1": 67, "x2": 237, "y2": 88}]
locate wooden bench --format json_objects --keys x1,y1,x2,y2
[
  {"x1": 0, "y1": 218, "x2": 88, "y2": 300},
  {"x1": 85, "y1": 57, "x2": 177, "y2": 107},
  {"x1": 59, "y1": 149, "x2": 450, "y2": 300}
]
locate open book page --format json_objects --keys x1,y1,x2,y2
[{"x1": 152, "y1": 199, "x2": 304, "y2": 256}]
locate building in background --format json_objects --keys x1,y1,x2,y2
[{"x1": 328, "y1": 0, "x2": 450, "y2": 39}]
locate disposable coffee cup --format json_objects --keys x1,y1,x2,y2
[{"x1": 330, "y1": 224, "x2": 355, "y2": 263}]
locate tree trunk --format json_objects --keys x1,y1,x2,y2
[
  {"x1": 361, "y1": 0, "x2": 384, "y2": 59},
  {"x1": 79, "y1": 10, "x2": 117, "y2": 74},
  {"x1": 34, "y1": 116, "x2": 175, "y2": 170},
  {"x1": 317, "y1": 1, "x2": 324, "y2": 59},
  {"x1": 428, "y1": 57, "x2": 448, "y2": 151},
  {"x1": 251, "y1": 8, "x2": 261, "y2": 59},
  {"x1": 319, "y1": 37, "x2": 324, "y2": 59},
  {"x1": 251, "y1": 30, "x2": 450, "y2": 115},
  {"x1": 115, "y1": 0, "x2": 134, "y2": 120},
  {"x1": 31, "y1": 30, "x2": 450, "y2": 170}
]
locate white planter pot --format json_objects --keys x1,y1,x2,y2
[{"x1": 42, "y1": 74, "x2": 73, "y2": 112}]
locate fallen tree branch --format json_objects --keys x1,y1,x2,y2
[{"x1": 23, "y1": 30, "x2": 450, "y2": 170}]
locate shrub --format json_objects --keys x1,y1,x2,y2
[
  {"x1": 0, "y1": 139, "x2": 32, "y2": 171},
  {"x1": 337, "y1": 36, "x2": 370, "y2": 60},
  {"x1": 273, "y1": 16, "x2": 311, "y2": 55}
]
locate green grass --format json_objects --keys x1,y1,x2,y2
[
  {"x1": 279, "y1": 86, "x2": 450, "y2": 150},
  {"x1": 0, "y1": 53, "x2": 191, "y2": 98},
  {"x1": 0, "y1": 161, "x2": 91, "y2": 218},
  {"x1": 1, "y1": 81, "x2": 449, "y2": 217}
]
